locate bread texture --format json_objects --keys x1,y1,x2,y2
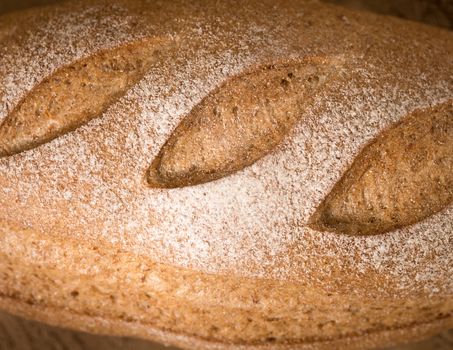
[
  {"x1": 309, "y1": 101, "x2": 453, "y2": 236},
  {"x1": 0, "y1": 0, "x2": 451, "y2": 349},
  {"x1": 147, "y1": 57, "x2": 343, "y2": 188},
  {"x1": 0, "y1": 37, "x2": 167, "y2": 157}
]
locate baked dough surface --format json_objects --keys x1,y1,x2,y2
[{"x1": 0, "y1": 0, "x2": 451, "y2": 348}]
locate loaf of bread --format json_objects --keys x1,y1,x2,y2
[{"x1": 0, "y1": 1, "x2": 451, "y2": 349}]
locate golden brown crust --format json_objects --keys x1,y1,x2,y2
[
  {"x1": 1, "y1": 220, "x2": 452, "y2": 349},
  {"x1": 0, "y1": 0, "x2": 452, "y2": 349},
  {"x1": 147, "y1": 56, "x2": 343, "y2": 188},
  {"x1": 309, "y1": 100, "x2": 453, "y2": 235},
  {"x1": 0, "y1": 296, "x2": 451, "y2": 350},
  {"x1": 0, "y1": 37, "x2": 168, "y2": 157}
]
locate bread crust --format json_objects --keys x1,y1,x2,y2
[
  {"x1": 0, "y1": 0, "x2": 452, "y2": 348},
  {"x1": 0, "y1": 295, "x2": 451, "y2": 350},
  {"x1": 1, "y1": 219, "x2": 452, "y2": 348}
]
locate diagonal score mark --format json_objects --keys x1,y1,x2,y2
[
  {"x1": 0, "y1": 36, "x2": 167, "y2": 157},
  {"x1": 147, "y1": 56, "x2": 344, "y2": 188},
  {"x1": 309, "y1": 100, "x2": 453, "y2": 235}
]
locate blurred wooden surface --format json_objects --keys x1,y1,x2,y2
[
  {"x1": 325, "y1": 0, "x2": 453, "y2": 29},
  {"x1": 0, "y1": 0, "x2": 58, "y2": 13},
  {"x1": 0, "y1": 311, "x2": 176, "y2": 350},
  {"x1": 0, "y1": 0, "x2": 451, "y2": 349}
]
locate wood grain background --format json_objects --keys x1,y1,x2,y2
[{"x1": 0, "y1": 0, "x2": 451, "y2": 349}]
